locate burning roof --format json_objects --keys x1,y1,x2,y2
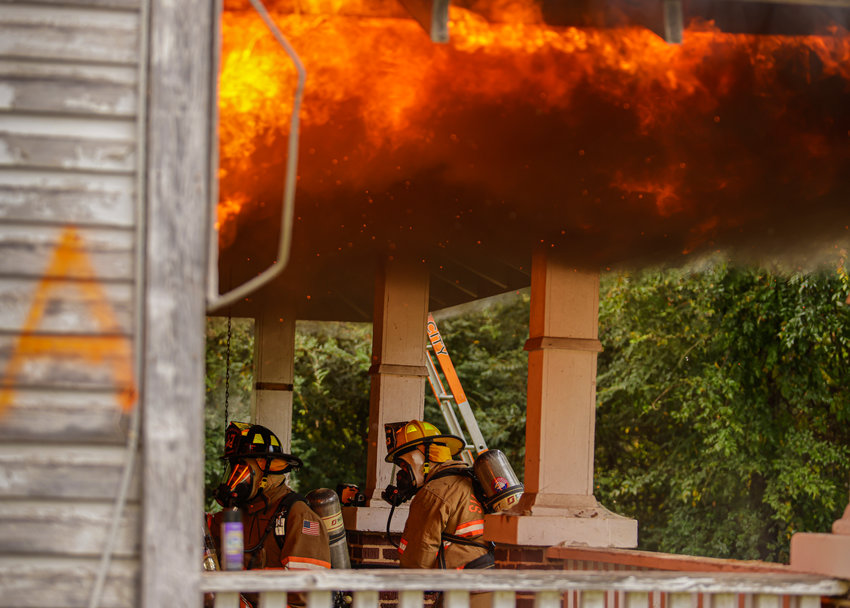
[{"x1": 216, "y1": 0, "x2": 850, "y2": 320}]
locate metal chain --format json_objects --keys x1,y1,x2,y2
[{"x1": 224, "y1": 315, "x2": 232, "y2": 429}]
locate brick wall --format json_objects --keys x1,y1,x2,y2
[
  {"x1": 344, "y1": 532, "x2": 795, "y2": 608},
  {"x1": 494, "y1": 545, "x2": 551, "y2": 569},
  {"x1": 347, "y1": 531, "x2": 401, "y2": 568},
  {"x1": 346, "y1": 532, "x2": 558, "y2": 608},
  {"x1": 346, "y1": 531, "x2": 562, "y2": 570}
]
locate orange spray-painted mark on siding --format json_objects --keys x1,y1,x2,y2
[{"x1": 0, "y1": 226, "x2": 137, "y2": 416}]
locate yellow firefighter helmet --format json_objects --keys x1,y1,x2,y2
[{"x1": 384, "y1": 420, "x2": 463, "y2": 464}]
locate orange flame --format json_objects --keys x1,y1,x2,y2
[{"x1": 217, "y1": 1, "x2": 850, "y2": 260}]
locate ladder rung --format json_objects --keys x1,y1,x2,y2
[{"x1": 425, "y1": 313, "x2": 488, "y2": 460}]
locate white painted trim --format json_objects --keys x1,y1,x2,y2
[
  {"x1": 141, "y1": 1, "x2": 213, "y2": 608},
  {"x1": 200, "y1": 570, "x2": 848, "y2": 596}
]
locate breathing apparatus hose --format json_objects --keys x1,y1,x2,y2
[
  {"x1": 382, "y1": 439, "x2": 440, "y2": 550},
  {"x1": 382, "y1": 477, "x2": 416, "y2": 549},
  {"x1": 385, "y1": 500, "x2": 400, "y2": 549}
]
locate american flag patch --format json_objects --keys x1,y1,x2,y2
[{"x1": 302, "y1": 520, "x2": 320, "y2": 536}]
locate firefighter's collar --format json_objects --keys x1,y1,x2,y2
[
  {"x1": 424, "y1": 460, "x2": 465, "y2": 483},
  {"x1": 244, "y1": 483, "x2": 292, "y2": 515}
]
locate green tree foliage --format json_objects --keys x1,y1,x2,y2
[
  {"x1": 424, "y1": 293, "x2": 530, "y2": 472},
  {"x1": 595, "y1": 258, "x2": 850, "y2": 562},
  {"x1": 291, "y1": 321, "x2": 372, "y2": 492}
]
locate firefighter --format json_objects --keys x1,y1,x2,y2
[
  {"x1": 384, "y1": 420, "x2": 496, "y2": 579},
  {"x1": 210, "y1": 422, "x2": 331, "y2": 578}
]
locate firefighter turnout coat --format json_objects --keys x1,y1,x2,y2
[
  {"x1": 398, "y1": 460, "x2": 491, "y2": 569},
  {"x1": 212, "y1": 482, "x2": 331, "y2": 571}
]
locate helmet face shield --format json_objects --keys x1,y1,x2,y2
[
  {"x1": 381, "y1": 459, "x2": 416, "y2": 507},
  {"x1": 380, "y1": 459, "x2": 418, "y2": 507},
  {"x1": 395, "y1": 460, "x2": 416, "y2": 495},
  {"x1": 215, "y1": 459, "x2": 259, "y2": 508},
  {"x1": 216, "y1": 421, "x2": 302, "y2": 509}
]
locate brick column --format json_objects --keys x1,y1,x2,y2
[
  {"x1": 484, "y1": 251, "x2": 636, "y2": 548},
  {"x1": 343, "y1": 256, "x2": 429, "y2": 532},
  {"x1": 251, "y1": 301, "x2": 295, "y2": 451}
]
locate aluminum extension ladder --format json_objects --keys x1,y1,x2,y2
[{"x1": 425, "y1": 313, "x2": 488, "y2": 466}]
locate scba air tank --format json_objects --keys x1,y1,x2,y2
[
  {"x1": 473, "y1": 449, "x2": 523, "y2": 512},
  {"x1": 306, "y1": 488, "x2": 351, "y2": 569}
]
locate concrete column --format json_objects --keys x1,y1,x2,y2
[
  {"x1": 251, "y1": 301, "x2": 296, "y2": 451},
  {"x1": 522, "y1": 253, "x2": 601, "y2": 510},
  {"x1": 790, "y1": 497, "x2": 850, "y2": 577},
  {"x1": 484, "y1": 251, "x2": 637, "y2": 548},
  {"x1": 343, "y1": 256, "x2": 429, "y2": 532}
]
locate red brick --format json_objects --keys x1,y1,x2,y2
[
  {"x1": 521, "y1": 548, "x2": 544, "y2": 563},
  {"x1": 361, "y1": 533, "x2": 389, "y2": 545},
  {"x1": 382, "y1": 547, "x2": 400, "y2": 561},
  {"x1": 516, "y1": 596, "x2": 535, "y2": 608},
  {"x1": 360, "y1": 546, "x2": 380, "y2": 560}
]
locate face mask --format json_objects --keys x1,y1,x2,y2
[
  {"x1": 215, "y1": 459, "x2": 257, "y2": 508},
  {"x1": 381, "y1": 461, "x2": 417, "y2": 506}
]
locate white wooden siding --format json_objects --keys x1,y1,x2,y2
[
  {"x1": 0, "y1": 224, "x2": 135, "y2": 280},
  {"x1": 0, "y1": 60, "x2": 138, "y2": 116},
  {"x1": 0, "y1": 4, "x2": 139, "y2": 64},
  {"x1": 0, "y1": 278, "x2": 134, "y2": 332},
  {"x1": 0, "y1": 501, "x2": 140, "y2": 556},
  {"x1": 0, "y1": 171, "x2": 136, "y2": 225},
  {"x1": 0, "y1": 557, "x2": 138, "y2": 608},
  {"x1": 0, "y1": 333, "x2": 134, "y2": 387},
  {"x1": 0, "y1": 443, "x2": 141, "y2": 500},
  {"x1": 0, "y1": 0, "x2": 144, "y2": 607},
  {"x1": 0, "y1": 387, "x2": 131, "y2": 443}
]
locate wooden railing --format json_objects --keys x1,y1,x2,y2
[{"x1": 201, "y1": 569, "x2": 848, "y2": 608}]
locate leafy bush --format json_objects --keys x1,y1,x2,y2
[
  {"x1": 595, "y1": 258, "x2": 850, "y2": 561},
  {"x1": 291, "y1": 321, "x2": 372, "y2": 492}
]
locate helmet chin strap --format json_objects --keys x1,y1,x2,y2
[
  {"x1": 258, "y1": 459, "x2": 272, "y2": 492},
  {"x1": 251, "y1": 459, "x2": 283, "y2": 507},
  {"x1": 420, "y1": 440, "x2": 434, "y2": 477}
]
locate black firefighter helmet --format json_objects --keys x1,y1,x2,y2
[{"x1": 216, "y1": 422, "x2": 303, "y2": 507}]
